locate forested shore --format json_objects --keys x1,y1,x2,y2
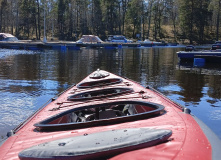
[{"x1": 0, "y1": 0, "x2": 220, "y2": 44}]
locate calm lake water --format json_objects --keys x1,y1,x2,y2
[{"x1": 0, "y1": 47, "x2": 221, "y2": 140}]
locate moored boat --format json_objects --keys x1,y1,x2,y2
[
  {"x1": 0, "y1": 69, "x2": 221, "y2": 160},
  {"x1": 76, "y1": 35, "x2": 103, "y2": 44},
  {"x1": 185, "y1": 45, "x2": 195, "y2": 51},
  {"x1": 0, "y1": 33, "x2": 18, "y2": 42},
  {"x1": 107, "y1": 35, "x2": 133, "y2": 43},
  {"x1": 211, "y1": 41, "x2": 221, "y2": 50},
  {"x1": 139, "y1": 39, "x2": 166, "y2": 47}
]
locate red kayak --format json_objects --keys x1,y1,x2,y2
[{"x1": 0, "y1": 69, "x2": 220, "y2": 160}]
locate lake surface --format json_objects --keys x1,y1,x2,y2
[{"x1": 0, "y1": 47, "x2": 221, "y2": 140}]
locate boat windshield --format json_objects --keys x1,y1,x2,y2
[{"x1": 34, "y1": 101, "x2": 165, "y2": 131}]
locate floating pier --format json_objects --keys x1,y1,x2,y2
[
  {"x1": 0, "y1": 41, "x2": 173, "y2": 51},
  {"x1": 177, "y1": 50, "x2": 221, "y2": 63},
  {"x1": 0, "y1": 41, "x2": 80, "y2": 50}
]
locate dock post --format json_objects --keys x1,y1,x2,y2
[
  {"x1": 118, "y1": 44, "x2": 122, "y2": 49},
  {"x1": 61, "y1": 45, "x2": 67, "y2": 51}
]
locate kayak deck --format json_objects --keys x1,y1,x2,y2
[{"x1": 0, "y1": 69, "x2": 219, "y2": 160}]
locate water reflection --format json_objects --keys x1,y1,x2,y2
[
  {"x1": 207, "y1": 76, "x2": 221, "y2": 100},
  {"x1": 176, "y1": 72, "x2": 205, "y2": 102},
  {"x1": 0, "y1": 47, "x2": 220, "y2": 140}
]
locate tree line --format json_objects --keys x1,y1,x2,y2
[{"x1": 0, "y1": 0, "x2": 220, "y2": 44}]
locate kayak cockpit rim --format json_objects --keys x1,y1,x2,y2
[
  {"x1": 68, "y1": 87, "x2": 134, "y2": 101},
  {"x1": 34, "y1": 101, "x2": 165, "y2": 131},
  {"x1": 77, "y1": 78, "x2": 123, "y2": 89}
]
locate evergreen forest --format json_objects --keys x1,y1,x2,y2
[{"x1": 0, "y1": 0, "x2": 221, "y2": 44}]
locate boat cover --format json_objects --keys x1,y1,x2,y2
[{"x1": 19, "y1": 128, "x2": 172, "y2": 160}]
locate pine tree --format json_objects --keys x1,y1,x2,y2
[
  {"x1": 126, "y1": 0, "x2": 143, "y2": 38},
  {"x1": 57, "y1": 0, "x2": 66, "y2": 40}
]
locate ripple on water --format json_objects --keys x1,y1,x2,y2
[
  {"x1": 0, "y1": 49, "x2": 37, "y2": 59},
  {"x1": 0, "y1": 95, "x2": 36, "y2": 126},
  {"x1": 209, "y1": 110, "x2": 221, "y2": 120}
]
